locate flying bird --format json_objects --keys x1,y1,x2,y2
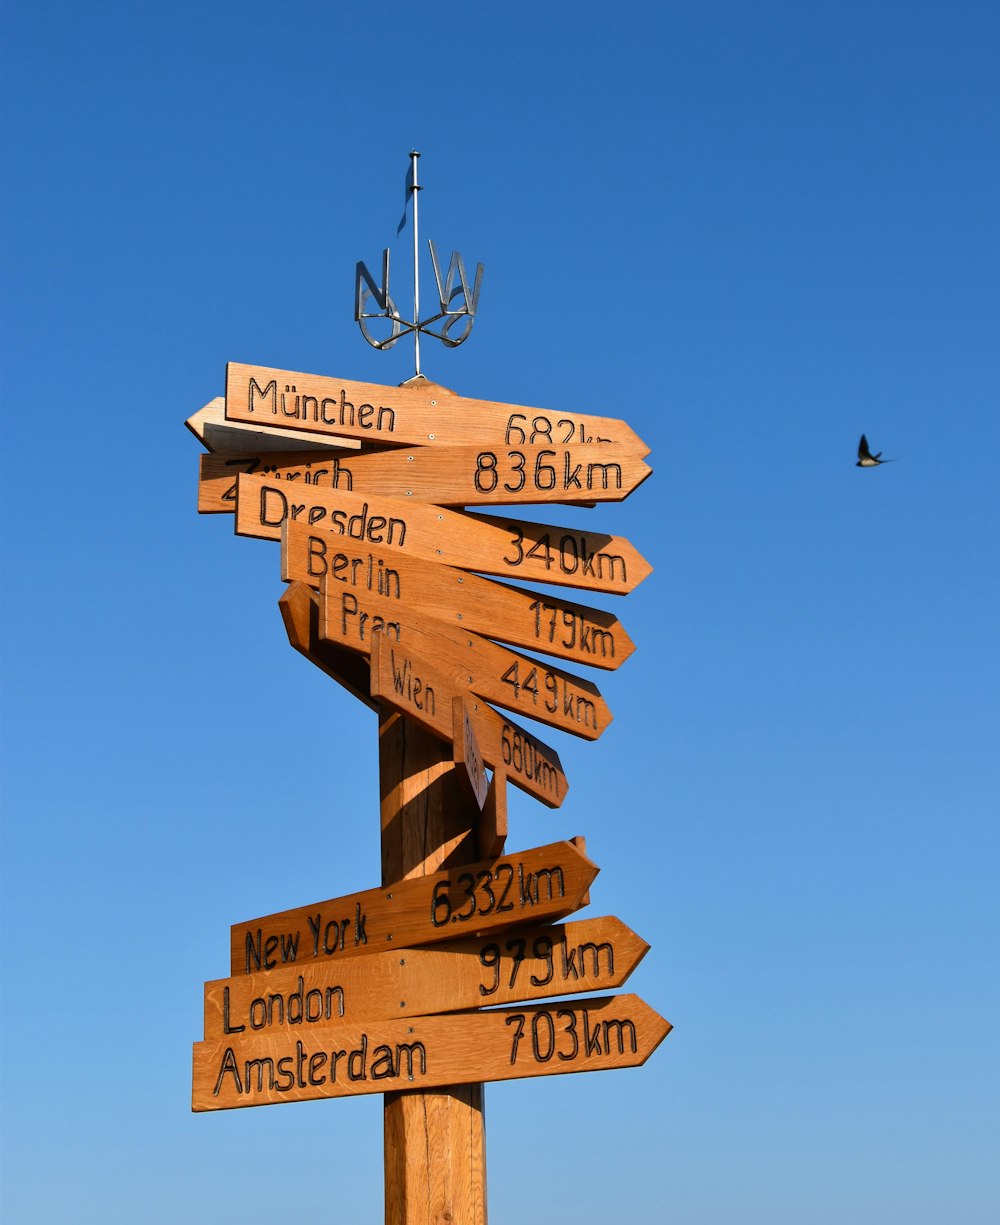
[{"x1": 856, "y1": 434, "x2": 893, "y2": 467}]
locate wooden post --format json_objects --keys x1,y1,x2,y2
[{"x1": 379, "y1": 707, "x2": 488, "y2": 1225}]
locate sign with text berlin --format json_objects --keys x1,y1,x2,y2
[{"x1": 281, "y1": 520, "x2": 635, "y2": 671}]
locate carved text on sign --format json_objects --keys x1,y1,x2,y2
[{"x1": 193, "y1": 994, "x2": 670, "y2": 1110}]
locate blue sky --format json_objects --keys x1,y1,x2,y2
[{"x1": 1, "y1": 2, "x2": 997, "y2": 1222}]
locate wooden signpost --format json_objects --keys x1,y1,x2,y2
[{"x1": 188, "y1": 167, "x2": 665, "y2": 1221}]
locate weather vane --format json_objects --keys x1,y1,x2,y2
[{"x1": 355, "y1": 150, "x2": 484, "y2": 379}]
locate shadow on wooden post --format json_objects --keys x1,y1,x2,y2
[{"x1": 379, "y1": 708, "x2": 488, "y2": 1225}]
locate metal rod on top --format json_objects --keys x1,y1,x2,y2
[{"x1": 409, "y1": 150, "x2": 421, "y2": 378}]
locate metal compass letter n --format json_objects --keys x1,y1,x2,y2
[{"x1": 355, "y1": 248, "x2": 406, "y2": 350}]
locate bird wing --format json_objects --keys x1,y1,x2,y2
[{"x1": 858, "y1": 434, "x2": 872, "y2": 460}]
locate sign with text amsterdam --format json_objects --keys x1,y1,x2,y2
[
  {"x1": 193, "y1": 993, "x2": 670, "y2": 1111},
  {"x1": 282, "y1": 519, "x2": 635, "y2": 671},
  {"x1": 230, "y1": 839, "x2": 598, "y2": 977},
  {"x1": 205, "y1": 916, "x2": 650, "y2": 1036},
  {"x1": 219, "y1": 469, "x2": 651, "y2": 596},
  {"x1": 225, "y1": 362, "x2": 650, "y2": 453}
]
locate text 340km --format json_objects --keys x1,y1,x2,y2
[{"x1": 431, "y1": 860, "x2": 566, "y2": 927}]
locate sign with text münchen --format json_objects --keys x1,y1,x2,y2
[{"x1": 225, "y1": 363, "x2": 650, "y2": 453}]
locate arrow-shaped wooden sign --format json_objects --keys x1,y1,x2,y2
[
  {"x1": 225, "y1": 364, "x2": 650, "y2": 453},
  {"x1": 453, "y1": 697, "x2": 488, "y2": 810},
  {"x1": 230, "y1": 838, "x2": 597, "y2": 978},
  {"x1": 215, "y1": 441, "x2": 649, "y2": 507},
  {"x1": 282, "y1": 520, "x2": 634, "y2": 671},
  {"x1": 204, "y1": 915, "x2": 650, "y2": 1037},
  {"x1": 227, "y1": 471, "x2": 651, "y2": 596},
  {"x1": 326, "y1": 592, "x2": 610, "y2": 739},
  {"x1": 187, "y1": 398, "x2": 360, "y2": 455},
  {"x1": 369, "y1": 635, "x2": 567, "y2": 806},
  {"x1": 193, "y1": 993, "x2": 670, "y2": 1111}
]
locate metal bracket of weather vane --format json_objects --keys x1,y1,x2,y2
[{"x1": 354, "y1": 151, "x2": 483, "y2": 378}]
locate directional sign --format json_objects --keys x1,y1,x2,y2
[
  {"x1": 282, "y1": 520, "x2": 634, "y2": 671},
  {"x1": 228, "y1": 470, "x2": 651, "y2": 595},
  {"x1": 204, "y1": 915, "x2": 650, "y2": 1037},
  {"x1": 323, "y1": 588, "x2": 610, "y2": 740},
  {"x1": 453, "y1": 698, "x2": 488, "y2": 810},
  {"x1": 478, "y1": 768, "x2": 507, "y2": 859},
  {"x1": 369, "y1": 635, "x2": 568, "y2": 807},
  {"x1": 187, "y1": 398, "x2": 360, "y2": 455},
  {"x1": 198, "y1": 451, "x2": 355, "y2": 513},
  {"x1": 220, "y1": 441, "x2": 649, "y2": 507},
  {"x1": 193, "y1": 993, "x2": 670, "y2": 1111},
  {"x1": 229, "y1": 839, "x2": 598, "y2": 977},
  {"x1": 278, "y1": 582, "x2": 375, "y2": 711},
  {"x1": 225, "y1": 363, "x2": 650, "y2": 453}
]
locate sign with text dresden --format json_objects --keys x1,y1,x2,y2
[{"x1": 223, "y1": 469, "x2": 651, "y2": 595}]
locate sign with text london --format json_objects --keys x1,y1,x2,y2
[{"x1": 188, "y1": 150, "x2": 666, "y2": 1225}]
